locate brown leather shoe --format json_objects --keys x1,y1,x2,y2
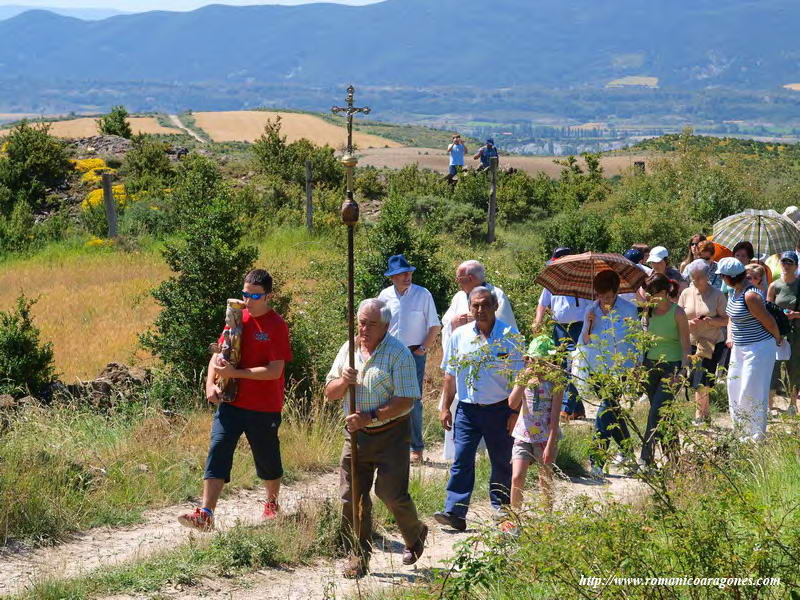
[
  {"x1": 342, "y1": 552, "x2": 369, "y2": 578},
  {"x1": 410, "y1": 450, "x2": 423, "y2": 464},
  {"x1": 402, "y1": 524, "x2": 428, "y2": 565}
]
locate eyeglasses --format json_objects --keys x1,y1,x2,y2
[{"x1": 242, "y1": 291, "x2": 266, "y2": 300}]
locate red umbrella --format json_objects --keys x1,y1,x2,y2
[{"x1": 535, "y1": 252, "x2": 647, "y2": 300}]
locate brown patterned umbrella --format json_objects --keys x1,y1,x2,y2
[{"x1": 534, "y1": 252, "x2": 647, "y2": 300}]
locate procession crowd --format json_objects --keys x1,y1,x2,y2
[{"x1": 173, "y1": 205, "x2": 800, "y2": 578}]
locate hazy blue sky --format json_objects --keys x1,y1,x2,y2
[{"x1": 6, "y1": 0, "x2": 381, "y2": 11}]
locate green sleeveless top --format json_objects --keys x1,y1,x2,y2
[{"x1": 646, "y1": 303, "x2": 683, "y2": 362}]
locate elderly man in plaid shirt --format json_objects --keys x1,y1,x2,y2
[{"x1": 325, "y1": 298, "x2": 428, "y2": 578}]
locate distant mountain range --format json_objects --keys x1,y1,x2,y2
[
  {"x1": 0, "y1": 0, "x2": 798, "y2": 89},
  {"x1": 2, "y1": 0, "x2": 800, "y2": 123},
  {"x1": 0, "y1": 4, "x2": 126, "y2": 21}
]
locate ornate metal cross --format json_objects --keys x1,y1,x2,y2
[{"x1": 331, "y1": 84, "x2": 371, "y2": 155}]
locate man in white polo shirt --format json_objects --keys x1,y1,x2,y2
[{"x1": 378, "y1": 254, "x2": 442, "y2": 463}]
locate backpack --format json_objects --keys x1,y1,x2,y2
[
  {"x1": 765, "y1": 301, "x2": 791, "y2": 338},
  {"x1": 744, "y1": 285, "x2": 791, "y2": 338}
]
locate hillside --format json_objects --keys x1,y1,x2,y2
[{"x1": 0, "y1": 0, "x2": 799, "y2": 91}]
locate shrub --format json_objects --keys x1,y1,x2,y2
[
  {"x1": 252, "y1": 117, "x2": 343, "y2": 189},
  {"x1": 355, "y1": 166, "x2": 386, "y2": 200},
  {"x1": 356, "y1": 194, "x2": 452, "y2": 310},
  {"x1": 122, "y1": 135, "x2": 175, "y2": 194},
  {"x1": 496, "y1": 170, "x2": 555, "y2": 224},
  {"x1": 0, "y1": 121, "x2": 72, "y2": 214},
  {"x1": 0, "y1": 294, "x2": 56, "y2": 397},
  {"x1": 139, "y1": 198, "x2": 257, "y2": 379},
  {"x1": 96, "y1": 105, "x2": 133, "y2": 139},
  {"x1": 414, "y1": 194, "x2": 485, "y2": 243}
]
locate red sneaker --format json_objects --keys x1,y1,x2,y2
[
  {"x1": 261, "y1": 500, "x2": 279, "y2": 521},
  {"x1": 177, "y1": 507, "x2": 214, "y2": 531}
]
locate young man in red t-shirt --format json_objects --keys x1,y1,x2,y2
[{"x1": 178, "y1": 269, "x2": 292, "y2": 530}]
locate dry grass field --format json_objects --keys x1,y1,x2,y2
[
  {"x1": 192, "y1": 110, "x2": 402, "y2": 148},
  {"x1": 607, "y1": 76, "x2": 659, "y2": 88},
  {"x1": 357, "y1": 146, "x2": 654, "y2": 177},
  {"x1": 0, "y1": 248, "x2": 170, "y2": 381},
  {"x1": 0, "y1": 117, "x2": 181, "y2": 138}
]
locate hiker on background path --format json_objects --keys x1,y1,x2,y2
[
  {"x1": 178, "y1": 269, "x2": 292, "y2": 531},
  {"x1": 324, "y1": 299, "x2": 427, "y2": 578},
  {"x1": 679, "y1": 234, "x2": 707, "y2": 273},
  {"x1": 581, "y1": 270, "x2": 641, "y2": 479},
  {"x1": 719, "y1": 257, "x2": 780, "y2": 442},
  {"x1": 507, "y1": 336, "x2": 563, "y2": 517},
  {"x1": 640, "y1": 273, "x2": 690, "y2": 467},
  {"x1": 646, "y1": 246, "x2": 687, "y2": 299},
  {"x1": 767, "y1": 251, "x2": 800, "y2": 416},
  {"x1": 435, "y1": 286, "x2": 524, "y2": 531},
  {"x1": 446, "y1": 134, "x2": 468, "y2": 181},
  {"x1": 474, "y1": 138, "x2": 499, "y2": 171},
  {"x1": 377, "y1": 254, "x2": 442, "y2": 464},
  {"x1": 679, "y1": 259, "x2": 728, "y2": 424},
  {"x1": 440, "y1": 259, "x2": 517, "y2": 460},
  {"x1": 533, "y1": 246, "x2": 587, "y2": 420}
]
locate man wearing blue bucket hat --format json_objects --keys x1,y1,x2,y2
[{"x1": 378, "y1": 254, "x2": 442, "y2": 463}]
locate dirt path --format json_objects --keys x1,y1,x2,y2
[
  {"x1": 0, "y1": 472, "x2": 338, "y2": 597},
  {"x1": 168, "y1": 114, "x2": 206, "y2": 144}
]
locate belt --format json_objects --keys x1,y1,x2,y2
[
  {"x1": 408, "y1": 345, "x2": 421, "y2": 352},
  {"x1": 362, "y1": 414, "x2": 409, "y2": 435},
  {"x1": 462, "y1": 398, "x2": 509, "y2": 409}
]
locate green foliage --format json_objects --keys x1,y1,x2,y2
[
  {"x1": 356, "y1": 194, "x2": 453, "y2": 310},
  {"x1": 252, "y1": 116, "x2": 343, "y2": 188},
  {"x1": 96, "y1": 105, "x2": 133, "y2": 139},
  {"x1": 0, "y1": 121, "x2": 72, "y2": 215},
  {"x1": 122, "y1": 134, "x2": 175, "y2": 194},
  {"x1": 355, "y1": 166, "x2": 386, "y2": 200},
  {"x1": 0, "y1": 294, "x2": 55, "y2": 397},
  {"x1": 139, "y1": 198, "x2": 257, "y2": 379},
  {"x1": 542, "y1": 207, "x2": 613, "y2": 255},
  {"x1": 496, "y1": 170, "x2": 555, "y2": 224},
  {"x1": 553, "y1": 153, "x2": 610, "y2": 208},
  {"x1": 414, "y1": 194, "x2": 485, "y2": 244}
]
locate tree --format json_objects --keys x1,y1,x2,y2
[
  {"x1": 123, "y1": 134, "x2": 175, "y2": 193},
  {"x1": 140, "y1": 196, "x2": 257, "y2": 380},
  {"x1": 96, "y1": 105, "x2": 133, "y2": 139},
  {"x1": 0, "y1": 121, "x2": 72, "y2": 215},
  {"x1": 0, "y1": 294, "x2": 55, "y2": 397}
]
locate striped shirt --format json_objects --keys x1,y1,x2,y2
[
  {"x1": 326, "y1": 333, "x2": 420, "y2": 427},
  {"x1": 726, "y1": 286, "x2": 772, "y2": 345}
]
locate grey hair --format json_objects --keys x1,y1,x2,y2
[
  {"x1": 458, "y1": 259, "x2": 485, "y2": 282},
  {"x1": 468, "y1": 285, "x2": 498, "y2": 306},
  {"x1": 357, "y1": 298, "x2": 392, "y2": 324},
  {"x1": 686, "y1": 258, "x2": 710, "y2": 280}
]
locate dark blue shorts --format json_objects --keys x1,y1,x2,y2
[{"x1": 203, "y1": 402, "x2": 283, "y2": 483}]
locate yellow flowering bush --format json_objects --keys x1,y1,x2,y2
[
  {"x1": 71, "y1": 158, "x2": 117, "y2": 186},
  {"x1": 0, "y1": 141, "x2": 8, "y2": 155},
  {"x1": 84, "y1": 237, "x2": 114, "y2": 248},
  {"x1": 82, "y1": 184, "x2": 128, "y2": 210}
]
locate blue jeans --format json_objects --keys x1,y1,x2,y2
[
  {"x1": 444, "y1": 400, "x2": 513, "y2": 518},
  {"x1": 590, "y1": 393, "x2": 631, "y2": 467},
  {"x1": 641, "y1": 359, "x2": 681, "y2": 465},
  {"x1": 553, "y1": 321, "x2": 585, "y2": 415},
  {"x1": 410, "y1": 352, "x2": 426, "y2": 452}
]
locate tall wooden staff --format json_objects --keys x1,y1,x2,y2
[{"x1": 332, "y1": 85, "x2": 371, "y2": 550}]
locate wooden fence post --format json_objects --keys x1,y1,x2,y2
[
  {"x1": 486, "y1": 157, "x2": 498, "y2": 243},
  {"x1": 101, "y1": 173, "x2": 118, "y2": 239},
  {"x1": 305, "y1": 160, "x2": 313, "y2": 233}
]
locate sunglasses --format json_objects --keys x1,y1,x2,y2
[{"x1": 242, "y1": 291, "x2": 266, "y2": 300}]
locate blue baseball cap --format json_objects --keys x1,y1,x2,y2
[
  {"x1": 781, "y1": 251, "x2": 799, "y2": 264},
  {"x1": 384, "y1": 254, "x2": 416, "y2": 277},
  {"x1": 486, "y1": 138, "x2": 494, "y2": 145},
  {"x1": 551, "y1": 247, "x2": 573, "y2": 260},
  {"x1": 716, "y1": 256, "x2": 745, "y2": 277},
  {"x1": 624, "y1": 248, "x2": 643, "y2": 263}
]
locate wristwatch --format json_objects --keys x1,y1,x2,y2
[
  {"x1": 370, "y1": 409, "x2": 379, "y2": 423},
  {"x1": 418, "y1": 344, "x2": 427, "y2": 354}
]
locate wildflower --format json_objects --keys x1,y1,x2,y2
[{"x1": 82, "y1": 184, "x2": 128, "y2": 211}]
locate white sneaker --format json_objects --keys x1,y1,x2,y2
[
  {"x1": 590, "y1": 465, "x2": 606, "y2": 480},
  {"x1": 612, "y1": 453, "x2": 627, "y2": 466}
]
